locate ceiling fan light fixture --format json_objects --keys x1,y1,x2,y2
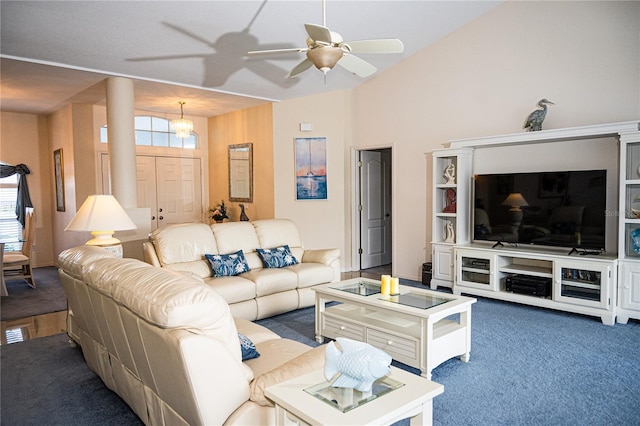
[
  {"x1": 171, "y1": 101, "x2": 193, "y2": 139},
  {"x1": 307, "y1": 46, "x2": 343, "y2": 73}
]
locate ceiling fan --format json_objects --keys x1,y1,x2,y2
[{"x1": 247, "y1": 0, "x2": 404, "y2": 79}]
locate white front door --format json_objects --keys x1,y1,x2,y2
[
  {"x1": 360, "y1": 149, "x2": 392, "y2": 269},
  {"x1": 155, "y1": 157, "x2": 202, "y2": 227},
  {"x1": 136, "y1": 156, "x2": 159, "y2": 229},
  {"x1": 101, "y1": 154, "x2": 202, "y2": 231}
]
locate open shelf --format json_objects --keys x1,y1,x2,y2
[{"x1": 499, "y1": 264, "x2": 552, "y2": 278}]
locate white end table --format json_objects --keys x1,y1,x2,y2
[{"x1": 265, "y1": 366, "x2": 444, "y2": 426}]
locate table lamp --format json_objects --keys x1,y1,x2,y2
[{"x1": 65, "y1": 195, "x2": 136, "y2": 257}]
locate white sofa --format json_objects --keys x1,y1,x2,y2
[
  {"x1": 58, "y1": 246, "x2": 326, "y2": 426},
  {"x1": 142, "y1": 219, "x2": 340, "y2": 321}
]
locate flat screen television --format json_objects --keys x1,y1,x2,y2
[{"x1": 473, "y1": 170, "x2": 606, "y2": 251}]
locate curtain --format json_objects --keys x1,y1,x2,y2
[{"x1": 0, "y1": 163, "x2": 34, "y2": 228}]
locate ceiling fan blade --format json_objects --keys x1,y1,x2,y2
[
  {"x1": 337, "y1": 53, "x2": 377, "y2": 78},
  {"x1": 305, "y1": 23, "x2": 332, "y2": 44},
  {"x1": 247, "y1": 47, "x2": 307, "y2": 56},
  {"x1": 341, "y1": 39, "x2": 405, "y2": 54},
  {"x1": 285, "y1": 58, "x2": 313, "y2": 78}
]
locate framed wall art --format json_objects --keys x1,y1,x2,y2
[
  {"x1": 54, "y1": 148, "x2": 65, "y2": 211},
  {"x1": 295, "y1": 137, "x2": 327, "y2": 200}
]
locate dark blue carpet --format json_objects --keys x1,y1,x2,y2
[
  {"x1": 256, "y1": 281, "x2": 640, "y2": 426},
  {"x1": 1, "y1": 267, "x2": 67, "y2": 321},
  {"x1": 1, "y1": 333, "x2": 142, "y2": 425},
  {"x1": 2, "y1": 279, "x2": 638, "y2": 425}
]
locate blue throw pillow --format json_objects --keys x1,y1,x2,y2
[
  {"x1": 205, "y1": 250, "x2": 250, "y2": 277},
  {"x1": 238, "y1": 332, "x2": 260, "y2": 360},
  {"x1": 256, "y1": 245, "x2": 299, "y2": 268}
]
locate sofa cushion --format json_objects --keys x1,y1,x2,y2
[
  {"x1": 205, "y1": 250, "x2": 250, "y2": 277},
  {"x1": 212, "y1": 222, "x2": 261, "y2": 256},
  {"x1": 204, "y1": 276, "x2": 256, "y2": 304},
  {"x1": 150, "y1": 223, "x2": 218, "y2": 265},
  {"x1": 252, "y1": 219, "x2": 303, "y2": 250},
  {"x1": 256, "y1": 245, "x2": 299, "y2": 268},
  {"x1": 242, "y1": 268, "x2": 298, "y2": 297}
]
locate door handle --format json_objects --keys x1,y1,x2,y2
[
  {"x1": 159, "y1": 216, "x2": 164, "y2": 221},
  {"x1": 151, "y1": 216, "x2": 156, "y2": 220},
  {"x1": 385, "y1": 213, "x2": 390, "y2": 217}
]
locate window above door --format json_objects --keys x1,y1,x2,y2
[{"x1": 100, "y1": 116, "x2": 198, "y2": 149}]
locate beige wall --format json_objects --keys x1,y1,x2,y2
[
  {"x1": 48, "y1": 105, "x2": 88, "y2": 256},
  {"x1": 208, "y1": 103, "x2": 274, "y2": 222},
  {"x1": 346, "y1": 0, "x2": 640, "y2": 280},
  {"x1": 0, "y1": 111, "x2": 54, "y2": 267},
  {"x1": 273, "y1": 90, "x2": 352, "y2": 269}
]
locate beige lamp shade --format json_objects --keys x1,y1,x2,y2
[
  {"x1": 501, "y1": 193, "x2": 529, "y2": 211},
  {"x1": 65, "y1": 195, "x2": 136, "y2": 247}
]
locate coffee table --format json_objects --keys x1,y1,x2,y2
[
  {"x1": 313, "y1": 278, "x2": 476, "y2": 379},
  {"x1": 265, "y1": 366, "x2": 444, "y2": 426}
]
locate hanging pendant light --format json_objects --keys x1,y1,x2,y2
[{"x1": 171, "y1": 101, "x2": 193, "y2": 139}]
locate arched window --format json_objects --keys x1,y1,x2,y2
[{"x1": 100, "y1": 116, "x2": 198, "y2": 149}]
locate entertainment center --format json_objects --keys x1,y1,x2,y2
[{"x1": 430, "y1": 121, "x2": 640, "y2": 325}]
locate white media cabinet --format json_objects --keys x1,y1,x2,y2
[
  {"x1": 430, "y1": 121, "x2": 640, "y2": 325},
  {"x1": 453, "y1": 245, "x2": 617, "y2": 325}
]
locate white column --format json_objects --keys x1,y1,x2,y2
[
  {"x1": 105, "y1": 77, "x2": 151, "y2": 257},
  {"x1": 106, "y1": 77, "x2": 137, "y2": 209}
]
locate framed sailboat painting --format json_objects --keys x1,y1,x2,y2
[{"x1": 295, "y1": 137, "x2": 327, "y2": 200}]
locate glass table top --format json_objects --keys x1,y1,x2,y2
[
  {"x1": 331, "y1": 280, "x2": 381, "y2": 296},
  {"x1": 380, "y1": 292, "x2": 450, "y2": 310},
  {"x1": 304, "y1": 375, "x2": 404, "y2": 413}
]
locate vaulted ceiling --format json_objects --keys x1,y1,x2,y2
[{"x1": 1, "y1": 1, "x2": 500, "y2": 117}]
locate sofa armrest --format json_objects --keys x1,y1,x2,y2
[
  {"x1": 302, "y1": 248, "x2": 340, "y2": 266},
  {"x1": 142, "y1": 241, "x2": 161, "y2": 267},
  {"x1": 249, "y1": 345, "x2": 326, "y2": 406}
]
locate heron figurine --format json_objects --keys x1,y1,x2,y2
[{"x1": 523, "y1": 99, "x2": 555, "y2": 131}]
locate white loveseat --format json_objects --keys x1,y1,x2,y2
[
  {"x1": 142, "y1": 219, "x2": 340, "y2": 321},
  {"x1": 58, "y1": 246, "x2": 326, "y2": 426}
]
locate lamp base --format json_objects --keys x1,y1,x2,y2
[
  {"x1": 85, "y1": 231, "x2": 123, "y2": 258},
  {"x1": 84, "y1": 241, "x2": 123, "y2": 258}
]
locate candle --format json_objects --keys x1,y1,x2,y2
[
  {"x1": 390, "y1": 277, "x2": 400, "y2": 295},
  {"x1": 381, "y1": 275, "x2": 391, "y2": 295}
]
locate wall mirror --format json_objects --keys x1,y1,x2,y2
[{"x1": 228, "y1": 143, "x2": 253, "y2": 203}]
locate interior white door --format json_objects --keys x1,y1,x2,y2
[
  {"x1": 155, "y1": 157, "x2": 202, "y2": 227},
  {"x1": 360, "y1": 149, "x2": 392, "y2": 269}
]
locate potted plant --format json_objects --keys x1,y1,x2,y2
[{"x1": 209, "y1": 201, "x2": 229, "y2": 223}]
